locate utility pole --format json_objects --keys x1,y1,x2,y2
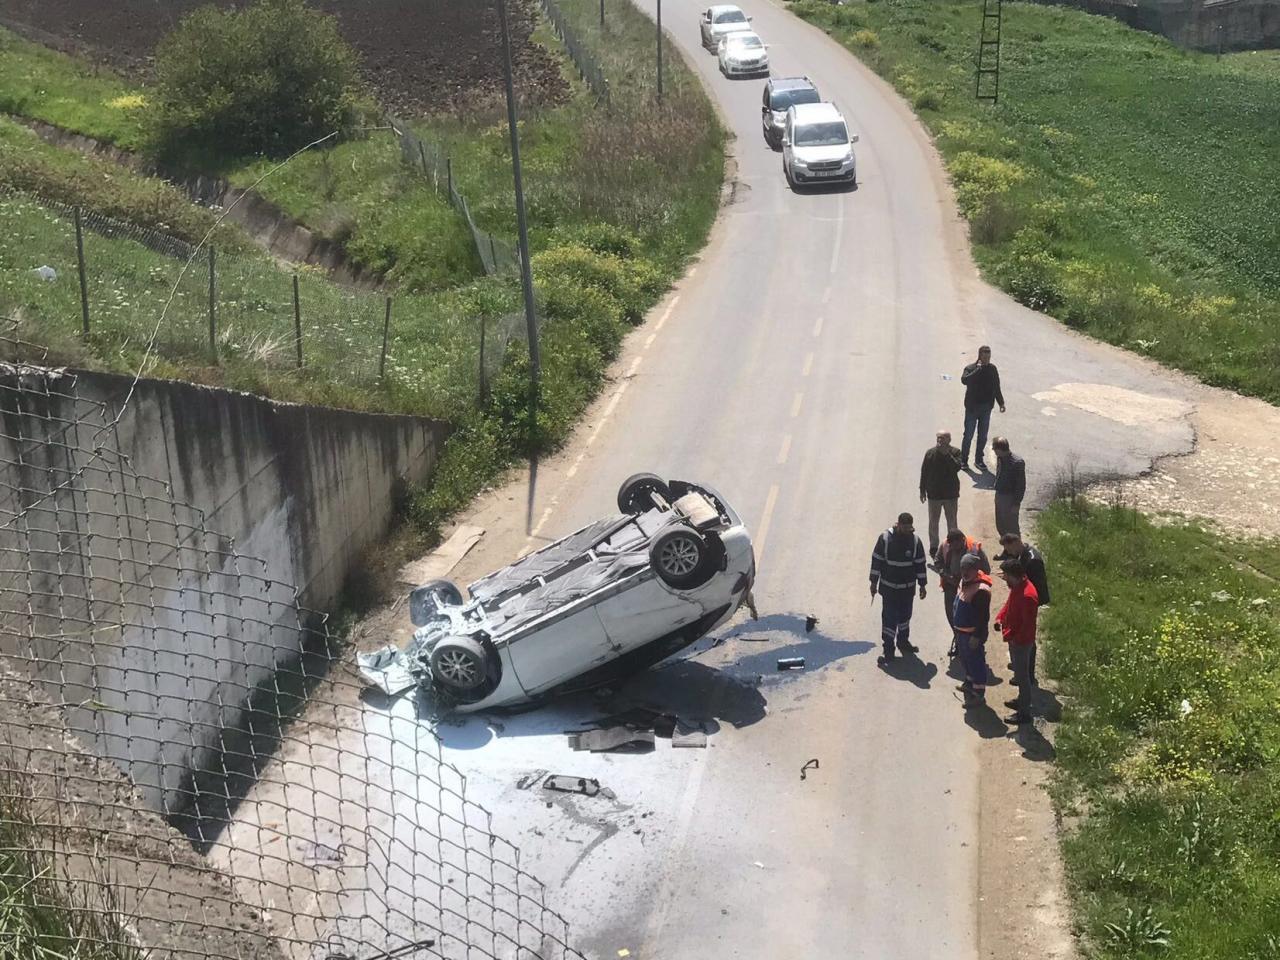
[
  {"x1": 496, "y1": 0, "x2": 541, "y2": 438},
  {"x1": 600, "y1": 0, "x2": 605, "y2": 27},
  {"x1": 657, "y1": 0, "x2": 664, "y2": 103}
]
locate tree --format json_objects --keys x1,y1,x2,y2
[{"x1": 152, "y1": 0, "x2": 362, "y2": 158}]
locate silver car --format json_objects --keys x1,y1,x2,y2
[
  {"x1": 762, "y1": 76, "x2": 821, "y2": 148},
  {"x1": 359, "y1": 475, "x2": 756, "y2": 712},
  {"x1": 699, "y1": 4, "x2": 753, "y2": 50},
  {"x1": 783, "y1": 101, "x2": 859, "y2": 188},
  {"x1": 718, "y1": 32, "x2": 769, "y2": 77}
]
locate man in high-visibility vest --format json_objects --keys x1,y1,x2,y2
[
  {"x1": 952, "y1": 553, "x2": 993, "y2": 709},
  {"x1": 870, "y1": 512, "x2": 928, "y2": 666}
]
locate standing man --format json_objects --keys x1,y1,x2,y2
[
  {"x1": 960, "y1": 345, "x2": 1006, "y2": 471},
  {"x1": 998, "y1": 533, "x2": 1050, "y2": 685},
  {"x1": 870, "y1": 512, "x2": 928, "y2": 667},
  {"x1": 995, "y1": 559, "x2": 1039, "y2": 725},
  {"x1": 991, "y1": 437, "x2": 1026, "y2": 543},
  {"x1": 952, "y1": 553, "x2": 992, "y2": 709},
  {"x1": 919, "y1": 429, "x2": 963, "y2": 556},
  {"x1": 935, "y1": 528, "x2": 990, "y2": 646}
]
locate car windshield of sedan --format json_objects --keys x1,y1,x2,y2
[
  {"x1": 794, "y1": 121, "x2": 849, "y2": 147},
  {"x1": 771, "y1": 87, "x2": 820, "y2": 111},
  {"x1": 727, "y1": 35, "x2": 764, "y2": 51},
  {"x1": 715, "y1": 9, "x2": 747, "y2": 23}
]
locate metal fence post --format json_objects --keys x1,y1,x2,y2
[
  {"x1": 293, "y1": 274, "x2": 303, "y2": 368},
  {"x1": 600, "y1": 0, "x2": 604, "y2": 27},
  {"x1": 479, "y1": 313, "x2": 489, "y2": 405},
  {"x1": 489, "y1": 234, "x2": 499, "y2": 275},
  {"x1": 380, "y1": 296, "x2": 392, "y2": 380},
  {"x1": 73, "y1": 206, "x2": 90, "y2": 336},
  {"x1": 446, "y1": 156, "x2": 453, "y2": 199},
  {"x1": 207, "y1": 246, "x2": 217, "y2": 362}
]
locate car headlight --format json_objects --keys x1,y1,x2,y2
[
  {"x1": 772, "y1": 111, "x2": 785, "y2": 124},
  {"x1": 792, "y1": 157, "x2": 808, "y2": 168}
]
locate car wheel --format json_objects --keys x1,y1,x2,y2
[
  {"x1": 650, "y1": 527, "x2": 714, "y2": 590},
  {"x1": 429, "y1": 635, "x2": 495, "y2": 698},
  {"x1": 409, "y1": 578, "x2": 464, "y2": 625},
  {"x1": 618, "y1": 472, "x2": 672, "y2": 514}
]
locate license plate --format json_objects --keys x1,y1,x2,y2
[{"x1": 812, "y1": 168, "x2": 843, "y2": 177}]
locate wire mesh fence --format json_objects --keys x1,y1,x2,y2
[
  {"x1": 537, "y1": 0, "x2": 611, "y2": 104},
  {"x1": 0, "y1": 188, "x2": 530, "y2": 416},
  {"x1": 391, "y1": 123, "x2": 521, "y2": 279},
  {"x1": 0, "y1": 327, "x2": 583, "y2": 960}
]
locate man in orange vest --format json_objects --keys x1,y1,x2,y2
[
  {"x1": 934, "y1": 528, "x2": 990, "y2": 654},
  {"x1": 952, "y1": 553, "x2": 993, "y2": 709}
]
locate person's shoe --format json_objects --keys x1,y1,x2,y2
[
  {"x1": 898, "y1": 643, "x2": 919, "y2": 655},
  {"x1": 877, "y1": 654, "x2": 894, "y2": 667},
  {"x1": 1004, "y1": 698, "x2": 1019, "y2": 710},
  {"x1": 975, "y1": 460, "x2": 988, "y2": 472},
  {"x1": 1009, "y1": 676, "x2": 1020, "y2": 686},
  {"x1": 957, "y1": 681, "x2": 972, "y2": 692},
  {"x1": 1003, "y1": 712, "x2": 1032, "y2": 725}
]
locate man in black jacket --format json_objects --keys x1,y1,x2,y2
[
  {"x1": 870, "y1": 512, "x2": 928, "y2": 666},
  {"x1": 919, "y1": 429, "x2": 963, "y2": 556},
  {"x1": 960, "y1": 345, "x2": 1006, "y2": 471},
  {"x1": 991, "y1": 436, "x2": 1026, "y2": 541}
]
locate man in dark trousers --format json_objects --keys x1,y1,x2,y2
[
  {"x1": 991, "y1": 437, "x2": 1027, "y2": 543},
  {"x1": 919, "y1": 429, "x2": 963, "y2": 556},
  {"x1": 998, "y1": 533, "x2": 1049, "y2": 685},
  {"x1": 952, "y1": 553, "x2": 993, "y2": 709},
  {"x1": 995, "y1": 558, "x2": 1040, "y2": 725},
  {"x1": 960, "y1": 345, "x2": 1006, "y2": 471},
  {"x1": 870, "y1": 512, "x2": 928, "y2": 667},
  {"x1": 934, "y1": 528, "x2": 990, "y2": 653}
]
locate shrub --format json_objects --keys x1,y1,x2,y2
[
  {"x1": 533, "y1": 243, "x2": 663, "y2": 324},
  {"x1": 151, "y1": 0, "x2": 362, "y2": 158},
  {"x1": 853, "y1": 29, "x2": 881, "y2": 49},
  {"x1": 997, "y1": 228, "x2": 1063, "y2": 312}
]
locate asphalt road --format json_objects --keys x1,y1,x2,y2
[
  {"x1": 222, "y1": 2, "x2": 1201, "y2": 956},
  {"x1": 437, "y1": 1, "x2": 1198, "y2": 956}
]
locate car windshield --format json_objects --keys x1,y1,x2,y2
[
  {"x1": 771, "y1": 87, "x2": 820, "y2": 111},
  {"x1": 794, "y1": 120, "x2": 848, "y2": 147},
  {"x1": 728, "y1": 35, "x2": 763, "y2": 49},
  {"x1": 715, "y1": 9, "x2": 747, "y2": 23}
]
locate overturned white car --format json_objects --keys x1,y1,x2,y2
[{"x1": 359, "y1": 475, "x2": 756, "y2": 712}]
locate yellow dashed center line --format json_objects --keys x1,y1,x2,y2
[
  {"x1": 802, "y1": 352, "x2": 814, "y2": 377},
  {"x1": 754, "y1": 484, "x2": 781, "y2": 566},
  {"x1": 776, "y1": 434, "x2": 792, "y2": 465},
  {"x1": 790, "y1": 392, "x2": 804, "y2": 418}
]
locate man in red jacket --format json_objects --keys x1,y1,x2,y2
[{"x1": 995, "y1": 558, "x2": 1039, "y2": 725}]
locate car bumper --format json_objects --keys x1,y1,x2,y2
[
  {"x1": 725, "y1": 60, "x2": 769, "y2": 76},
  {"x1": 793, "y1": 166, "x2": 857, "y2": 183}
]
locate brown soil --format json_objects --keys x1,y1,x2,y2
[{"x1": 0, "y1": 0, "x2": 569, "y2": 115}]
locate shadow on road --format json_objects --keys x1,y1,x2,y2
[
  {"x1": 877, "y1": 651, "x2": 938, "y2": 689},
  {"x1": 1012, "y1": 723, "x2": 1056, "y2": 762},
  {"x1": 963, "y1": 700, "x2": 1008, "y2": 739}
]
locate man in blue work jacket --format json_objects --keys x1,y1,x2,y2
[{"x1": 870, "y1": 512, "x2": 928, "y2": 666}]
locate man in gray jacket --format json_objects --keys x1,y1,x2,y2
[{"x1": 991, "y1": 437, "x2": 1026, "y2": 544}]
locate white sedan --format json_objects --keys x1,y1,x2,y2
[
  {"x1": 359, "y1": 475, "x2": 756, "y2": 712},
  {"x1": 718, "y1": 32, "x2": 769, "y2": 77}
]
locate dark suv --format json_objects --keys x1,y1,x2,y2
[{"x1": 762, "y1": 76, "x2": 820, "y2": 147}]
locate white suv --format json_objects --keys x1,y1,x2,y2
[
  {"x1": 783, "y1": 101, "x2": 859, "y2": 188},
  {"x1": 359, "y1": 475, "x2": 756, "y2": 712}
]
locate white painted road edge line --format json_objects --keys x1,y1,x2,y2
[
  {"x1": 754, "y1": 483, "x2": 781, "y2": 566},
  {"x1": 654, "y1": 294, "x2": 680, "y2": 332}
]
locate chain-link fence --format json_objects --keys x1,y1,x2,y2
[
  {"x1": 0, "y1": 327, "x2": 583, "y2": 960},
  {"x1": 537, "y1": 0, "x2": 611, "y2": 104},
  {"x1": 0, "y1": 188, "x2": 529, "y2": 417},
  {"x1": 391, "y1": 123, "x2": 521, "y2": 280}
]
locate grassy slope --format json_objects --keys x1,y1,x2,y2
[
  {"x1": 791, "y1": 0, "x2": 1280, "y2": 402},
  {"x1": 1039, "y1": 500, "x2": 1280, "y2": 958}
]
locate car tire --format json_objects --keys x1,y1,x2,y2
[
  {"x1": 409, "y1": 578, "x2": 465, "y2": 625},
  {"x1": 650, "y1": 527, "x2": 715, "y2": 590},
  {"x1": 618, "y1": 472, "x2": 672, "y2": 514},
  {"x1": 429, "y1": 635, "x2": 497, "y2": 700}
]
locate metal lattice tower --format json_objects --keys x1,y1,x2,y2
[{"x1": 976, "y1": 0, "x2": 1003, "y2": 104}]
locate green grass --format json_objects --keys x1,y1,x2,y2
[
  {"x1": 1038, "y1": 500, "x2": 1280, "y2": 958},
  {"x1": 1, "y1": 190, "x2": 513, "y2": 419},
  {"x1": 791, "y1": 0, "x2": 1280, "y2": 402}
]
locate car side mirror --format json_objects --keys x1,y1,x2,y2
[
  {"x1": 748, "y1": 15, "x2": 754, "y2": 20},
  {"x1": 850, "y1": 133, "x2": 860, "y2": 143},
  {"x1": 781, "y1": 136, "x2": 790, "y2": 146}
]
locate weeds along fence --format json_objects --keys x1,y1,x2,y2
[
  {"x1": 0, "y1": 188, "x2": 528, "y2": 413},
  {"x1": 0, "y1": 325, "x2": 584, "y2": 960},
  {"x1": 391, "y1": 122, "x2": 521, "y2": 279},
  {"x1": 537, "y1": 0, "x2": 611, "y2": 104}
]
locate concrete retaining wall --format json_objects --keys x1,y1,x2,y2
[
  {"x1": 1035, "y1": 0, "x2": 1280, "y2": 51},
  {"x1": 0, "y1": 365, "x2": 449, "y2": 813}
]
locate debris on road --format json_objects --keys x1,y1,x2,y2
[
  {"x1": 800, "y1": 758, "x2": 820, "y2": 781},
  {"x1": 299, "y1": 840, "x2": 344, "y2": 866},
  {"x1": 777, "y1": 657, "x2": 806, "y2": 671},
  {"x1": 673, "y1": 729, "x2": 708, "y2": 748},
  {"x1": 567, "y1": 726, "x2": 656, "y2": 752},
  {"x1": 805, "y1": 615, "x2": 819, "y2": 632},
  {"x1": 543, "y1": 774, "x2": 616, "y2": 800},
  {"x1": 32, "y1": 265, "x2": 57, "y2": 282},
  {"x1": 735, "y1": 635, "x2": 770, "y2": 642},
  {"x1": 516, "y1": 769, "x2": 548, "y2": 790}
]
